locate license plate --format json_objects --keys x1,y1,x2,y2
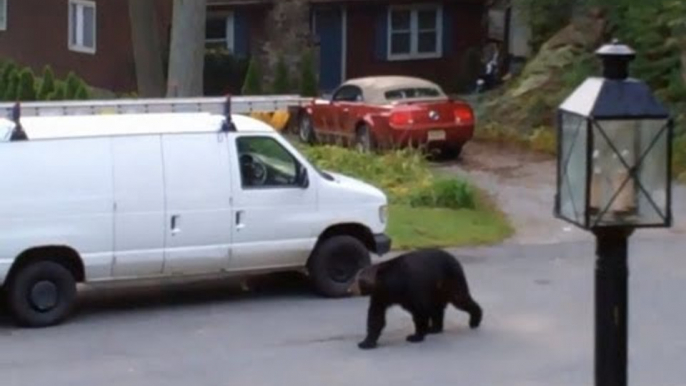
[{"x1": 428, "y1": 130, "x2": 446, "y2": 141}]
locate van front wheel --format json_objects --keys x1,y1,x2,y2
[
  {"x1": 309, "y1": 236, "x2": 371, "y2": 298},
  {"x1": 6, "y1": 261, "x2": 77, "y2": 327}
]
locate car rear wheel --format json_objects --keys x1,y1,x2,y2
[
  {"x1": 308, "y1": 236, "x2": 371, "y2": 298},
  {"x1": 6, "y1": 261, "x2": 77, "y2": 327},
  {"x1": 355, "y1": 124, "x2": 373, "y2": 153},
  {"x1": 299, "y1": 114, "x2": 316, "y2": 144},
  {"x1": 438, "y1": 144, "x2": 464, "y2": 160}
]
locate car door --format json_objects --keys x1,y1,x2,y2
[
  {"x1": 336, "y1": 86, "x2": 364, "y2": 136},
  {"x1": 229, "y1": 133, "x2": 318, "y2": 270},
  {"x1": 330, "y1": 85, "x2": 361, "y2": 136},
  {"x1": 161, "y1": 132, "x2": 233, "y2": 275}
]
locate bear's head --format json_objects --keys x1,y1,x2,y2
[{"x1": 348, "y1": 265, "x2": 379, "y2": 296}]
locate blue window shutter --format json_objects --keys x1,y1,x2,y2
[
  {"x1": 442, "y1": 8, "x2": 453, "y2": 57},
  {"x1": 234, "y1": 10, "x2": 249, "y2": 58},
  {"x1": 375, "y1": 9, "x2": 388, "y2": 61}
]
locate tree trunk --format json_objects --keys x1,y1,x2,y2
[
  {"x1": 167, "y1": 0, "x2": 207, "y2": 97},
  {"x1": 128, "y1": 0, "x2": 165, "y2": 97}
]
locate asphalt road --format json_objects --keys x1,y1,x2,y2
[{"x1": 1, "y1": 237, "x2": 685, "y2": 386}]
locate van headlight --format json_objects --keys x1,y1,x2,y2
[{"x1": 379, "y1": 205, "x2": 388, "y2": 224}]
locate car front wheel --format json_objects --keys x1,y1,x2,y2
[
  {"x1": 299, "y1": 114, "x2": 316, "y2": 144},
  {"x1": 308, "y1": 236, "x2": 371, "y2": 298}
]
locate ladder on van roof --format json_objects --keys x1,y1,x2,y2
[
  {"x1": 0, "y1": 95, "x2": 308, "y2": 118},
  {"x1": 0, "y1": 95, "x2": 310, "y2": 141}
]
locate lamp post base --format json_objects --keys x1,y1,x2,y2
[{"x1": 593, "y1": 227, "x2": 633, "y2": 386}]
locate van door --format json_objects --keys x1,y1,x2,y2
[
  {"x1": 230, "y1": 134, "x2": 318, "y2": 270},
  {"x1": 161, "y1": 132, "x2": 232, "y2": 274},
  {"x1": 112, "y1": 135, "x2": 165, "y2": 278}
]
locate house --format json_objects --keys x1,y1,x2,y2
[
  {"x1": 0, "y1": 0, "x2": 489, "y2": 95},
  {"x1": 487, "y1": 0, "x2": 532, "y2": 75}
]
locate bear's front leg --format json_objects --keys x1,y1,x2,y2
[
  {"x1": 406, "y1": 313, "x2": 429, "y2": 343},
  {"x1": 359, "y1": 300, "x2": 386, "y2": 350}
]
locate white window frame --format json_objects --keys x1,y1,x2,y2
[
  {"x1": 68, "y1": 0, "x2": 97, "y2": 54},
  {"x1": 205, "y1": 11, "x2": 235, "y2": 53},
  {"x1": 0, "y1": 0, "x2": 8, "y2": 31},
  {"x1": 387, "y1": 4, "x2": 443, "y2": 61}
]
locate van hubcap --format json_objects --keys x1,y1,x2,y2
[
  {"x1": 30, "y1": 281, "x2": 58, "y2": 312},
  {"x1": 328, "y1": 254, "x2": 358, "y2": 283}
]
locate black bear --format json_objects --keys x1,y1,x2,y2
[{"x1": 349, "y1": 249, "x2": 482, "y2": 349}]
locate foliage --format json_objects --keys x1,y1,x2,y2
[
  {"x1": 241, "y1": 57, "x2": 263, "y2": 95},
  {"x1": 17, "y1": 68, "x2": 37, "y2": 101},
  {"x1": 48, "y1": 82, "x2": 67, "y2": 101},
  {"x1": 0, "y1": 60, "x2": 18, "y2": 94},
  {"x1": 520, "y1": 0, "x2": 578, "y2": 52},
  {"x1": 272, "y1": 55, "x2": 291, "y2": 94},
  {"x1": 387, "y1": 205, "x2": 513, "y2": 250},
  {"x1": 3, "y1": 70, "x2": 20, "y2": 101},
  {"x1": 65, "y1": 72, "x2": 82, "y2": 100},
  {"x1": 204, "y1": 48, "x2": 249, "y2": 96},
  {"x1": 37, "y1": 66, "x2": 56, "y2": 101},
  {"x1": 409, "y1": 178, "x2": 476, "y2": 210},
  {"x1": 299, "y1": 144, "x2": 512, "y2": 248},
  {"x1": 299, "y1": 50, "x2": 318, "y2": 97}
]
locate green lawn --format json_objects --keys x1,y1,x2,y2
[{"x1": 387, "y1": 205, "x2": 513, "y2": 250}]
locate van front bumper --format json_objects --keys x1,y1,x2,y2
[{"x1": 372, "y1": 233, "x2": 392, "y2": 255}]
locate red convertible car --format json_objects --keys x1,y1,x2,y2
[{"x1": 298, "y1": 76, "x2": 475, "y2": 159}]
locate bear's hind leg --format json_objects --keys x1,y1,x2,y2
[
  {"x1": 407, "y1": 312, "x2": 429, "y2": 343},
  {"x1": 451, "y1": 295, "x2": 482, "y2": 329},
  {"x1": 428, "y1": 306, "x2": 445, "y2": 334}
]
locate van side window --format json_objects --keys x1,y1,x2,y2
[{"x1": 236, "y1": 136, "x2": 300, "y2": 188}]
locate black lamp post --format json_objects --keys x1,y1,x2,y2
[{"x1": 555, "y1": 40, "x2": 673, "y2": 386}]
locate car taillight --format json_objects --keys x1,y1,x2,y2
[
  {"x1": 389, "y1": 111, "x2": 413, "y2": 127},
  {"x1": 453, "y1": 105, "x2": 474, "y2": 125}
]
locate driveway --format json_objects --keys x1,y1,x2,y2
[
  {"x1": 1, "y1": 239, "x2": 685, "y2": 386},
  {"x1": 434, "y1": 141, "x2": 686, "y2": 245}
]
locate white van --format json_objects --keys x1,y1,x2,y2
[{"x1": 0, "y1": 102, "x2": 390, "y2": 327}]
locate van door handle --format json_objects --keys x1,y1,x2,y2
[
  {"x1": 171, "y1": 215, "x2": 181, "y2": 235},
  {"x1": 236, "y1": 211, "x2": 245, "y2": 231}
]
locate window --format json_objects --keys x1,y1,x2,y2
[
  {"x1": 236, "y1": 136, "x2": 303, "y2": 188},
  {"x1": 206, "y1": 12, "x2": 235, "y2": 52},
  {"x1": 388, "y1": 5, "x2": 442, "y2": 60},
  {"x1": 68, "y1": 0, "x2": 96, "y2": 54},
  {"x1": 0, "y1": 0, "x2": 7, "y2": 31},
  {"x1": 332, "y1": 85, "x2": 363, "y2": 102},
  {"x1": 385, "y1": 87, "x2": 442, "y2": 101}
]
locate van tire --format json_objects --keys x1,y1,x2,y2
[
  {"x1": 6, "y1": 261, "x2": 77, "y2": 328},
  {"x1": 309, "y1": 235, "x2": 371, "y2": 298}
]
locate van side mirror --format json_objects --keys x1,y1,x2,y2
[{"x1": 297, "y1": 166, "x2": 309, "y2": 189}]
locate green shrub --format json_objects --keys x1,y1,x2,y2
[
  {"x1": 409, "y1": 178, "x2": 476, "y2": 210},
  {"x1": 3, "y1": 70, "x2": 20, "y2": 101},
  {"x1": 272, "y1": 56, "x2": 291, "y2": 94},
  {"x1": 204, "y1": 48, "x2": 250, "y2": 96},
  {"x1": 65, "y1": 71, "x2": 82, "y2": 100},
  {"x1": 37, "y1": 66, "x2": 56, "y2": 100},
  {"x1": 48, "y1": 82, "x2": 67, "y2": 101},
  {"x1": 74, "y1": 83, "x2": 90, "y2": 100},
  {"x1": 241, "y1": 58, "x2": 262, "y2": 95},
  {"x1": 299, "y1": 50, "x2": 318, "y2": 97},
  {"x1": 17, "y1": 68, "x2": 37, "y2": 101},
  {"x1": 0, "y1": 60, "x2": 17, "y2": 94}
]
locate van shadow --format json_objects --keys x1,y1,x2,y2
[{"x1": 0, "y1": 272, "x2": 317, "y2": 327}]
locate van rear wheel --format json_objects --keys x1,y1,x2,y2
[
  {"x1": 309, "y1": 236, "x2": 370, "y2": 298},
  {"x1": 6, "y1": 261, "x2": 77, "y2": 327}
]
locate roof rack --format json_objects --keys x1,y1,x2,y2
[{"x1": 0, "y1": 94, "x2": 308, "y2": 141}]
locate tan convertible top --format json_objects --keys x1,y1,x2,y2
[{"x1": 342, "y1": 76, "x2": 447, "y2": 105}]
